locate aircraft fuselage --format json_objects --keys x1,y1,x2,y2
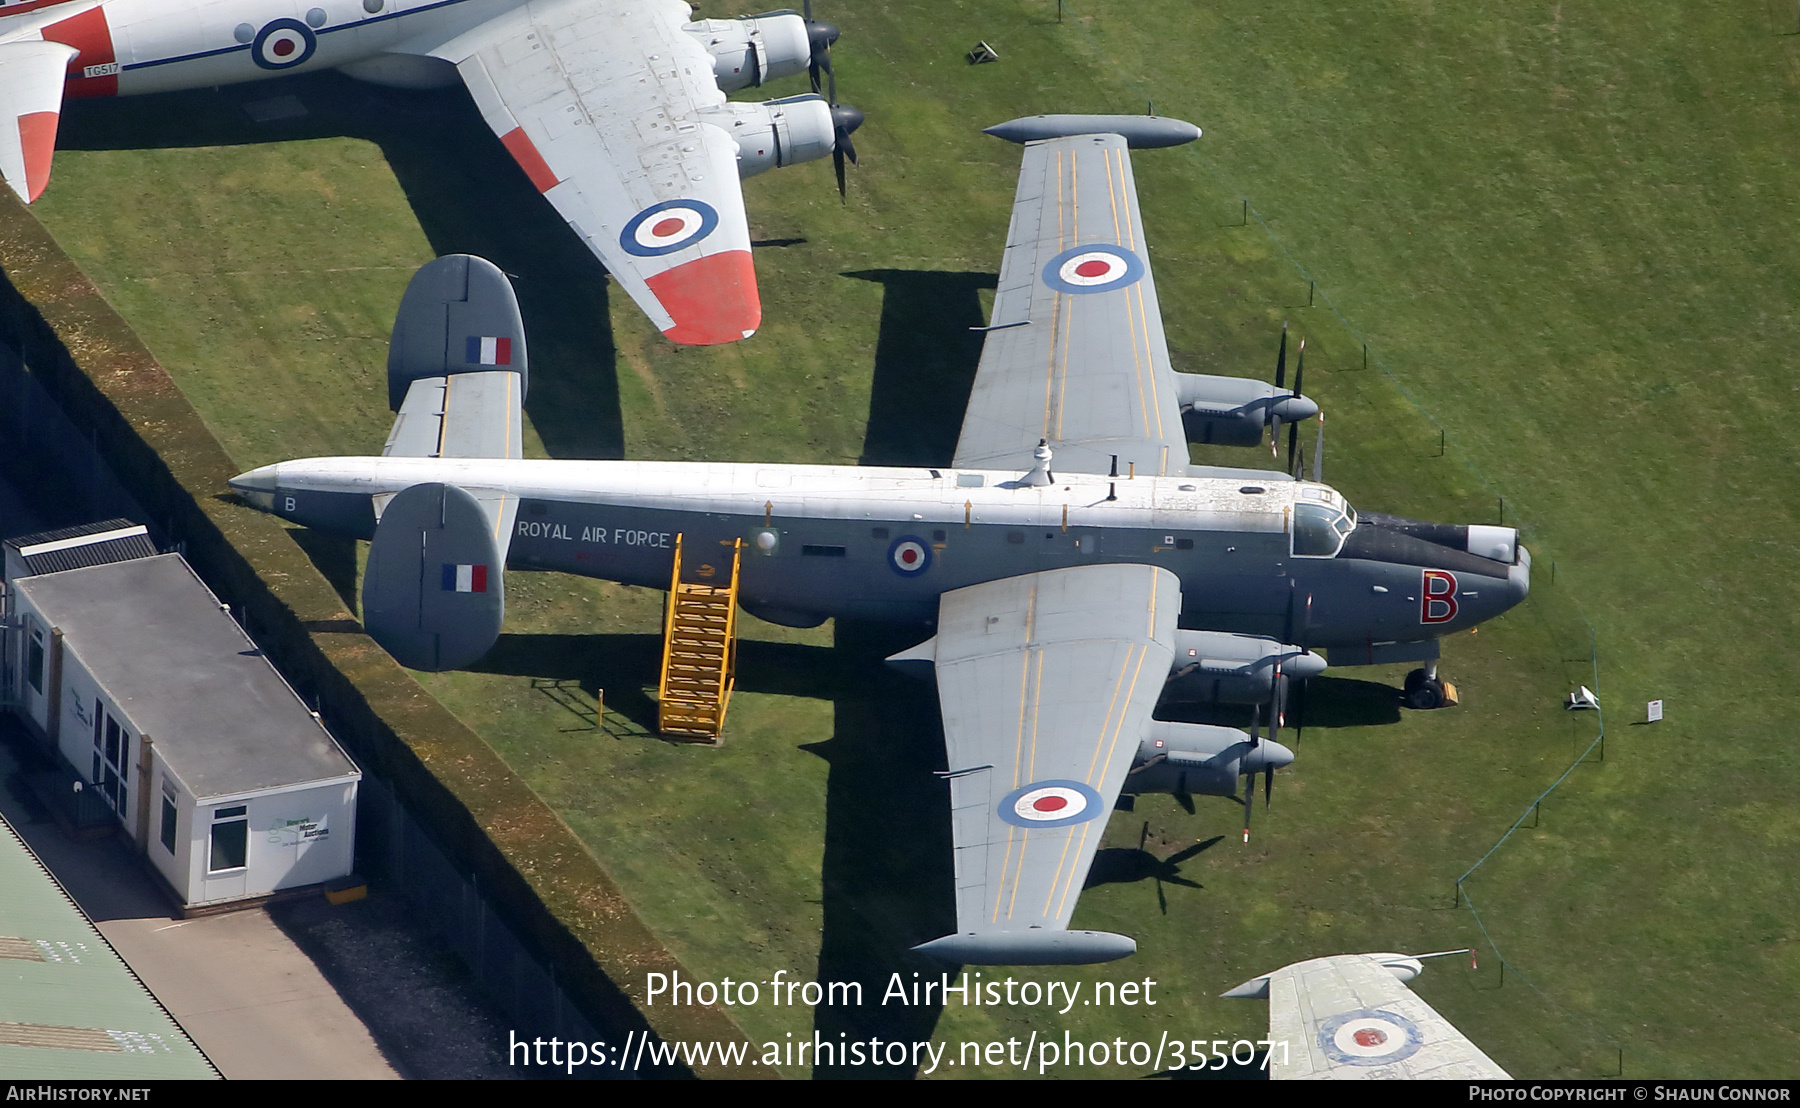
[
  {"x1": 6, "y1": 0, "x2": 513, "y2": 98},
  {"x1": 236, "y1": 455, "x2": 1530, "y2": 649}
]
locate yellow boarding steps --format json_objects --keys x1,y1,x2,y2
[{"x1": 657, "y1": 534, "x2": 741, "y2": 742}]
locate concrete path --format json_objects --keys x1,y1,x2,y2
[{"x1": 0, "y1": 730, "x2": 400, "y2": 1079}]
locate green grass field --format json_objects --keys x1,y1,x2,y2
[{"x1": 28, "y1": 0, "x2": 1800, "y2": 1077}]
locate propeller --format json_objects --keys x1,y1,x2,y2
[
  {"x1": 1263, "y1": 655, "x2": 1283, "y2": 810},
  {"x1": 1268, "y1": 325, "x2": 1315, "y2": 462},
  {"x1": 800, "y1": 3, "x2": 860, "y2": 201},
  {"x1": 1274, "y1": 321, "x2": 1288, "y2": 390},
  {"x1": 830, "y1": 102, "x2": 862, "y2": 200},
  {"x1": 1285, "y1": 586, "x2": 1315, "y2": 751},
  {"x1": 803, "y1": 0, "x2": 840, "y2": 100},
  {"x1": 1287, "y1": 340, "x2": 1306, "y2": 472},
  {"x1": 1270, "y1": 323, "x2": 1287, "y2": 457},
  {"x1": 1311, "y1": 411, "x2": 1325, "y2": 482},
  {"x1": 1242, "y1": 703, "x2": 1260, "y2": 842}
]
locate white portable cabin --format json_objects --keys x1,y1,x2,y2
[{"x1": 2, "y1": 538, "x2": 360, "y2": 909}]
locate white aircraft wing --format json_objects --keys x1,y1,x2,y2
[
  {"x1": 901, "y1": 564, "x2": 1180, "y2": 965},
  {"x1": 0, "y1": 39, "x2": 75, "y2": 203},
  {"x1": 430, "y1": 0, "x2": 759, "y2": 345},
  {"x1": 1224, "y1": 952, "x2": 1512, "y2": 1079},
  {"x1": 953, "y1": 132, "x2": 1190, "y2": 477}
]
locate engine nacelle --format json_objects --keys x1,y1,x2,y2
[
  {"x1": 1164, "y1": 630, "x2": 1325, "y2": 707},
  {"x1": 1125, "y1": 721, "x2": 1293, "y2": 798},
  {"x1": 1175, "y1": 372, "x2": 1318, "y2": 447},
  {"x1": 685, "y1": 12, "x2": 811, "y2": 93},
  {"x1": 703, "y1": 95, "x2": 836, "y2": 179}
]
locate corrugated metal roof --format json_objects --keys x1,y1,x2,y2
[
  {"x1": 14, "y1": 555, "x2": 360, "y2": 800},
  {"x1": 0, "y1": 812, "x2": 217, "y2": 1079},
  {"x1": 5, "y1": 519, "x2": 157, "y2": 577}
]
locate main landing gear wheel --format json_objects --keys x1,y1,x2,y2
[{"x1": 1403, "y1": 668, "x2": 1459, "y2": 710}]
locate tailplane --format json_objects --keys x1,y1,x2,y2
[
  {"x1": 363, "y1": 482, "x2": 506, "y2": 671},
  {"x1": 364, "y1": 254, "x2": 530, "y2": 671}
]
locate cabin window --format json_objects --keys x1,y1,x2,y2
[
  {"x1": 1176, "y1": 539, "x2": 1194, "y2": 550},
  {"x1": 801, "y1": 545, "x2": 846, "y2": 558},
  {"x1": 932, "y1": 530, "x2": 946, "y2": 542},
  {"x1": 160, "y1": 797, "x2": 178, "y2": 854},
  {"x1": 871, "y1": 527, "x2": 889, "y2": 540},
  {"x1": 956, "y1": 473, "x2": 984, "y2": 488},
  {"x1": 209, "y1": 806, "x2": 248, "y2": 872},
  {"x1": 1006, "y1": 532, "x2": 1024, "y2": 544}
]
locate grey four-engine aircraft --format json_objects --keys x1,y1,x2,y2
[{"x1": 230, "y1": 114, "x2": 1530, "y2": 965}]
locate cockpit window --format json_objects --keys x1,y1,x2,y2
[
  {"x1": 1293, "y1": 498, "x2": 1356, "y2": 556},
  {"x1": 1293, "y1": 503, "x2": 1343, "y2": 556}
]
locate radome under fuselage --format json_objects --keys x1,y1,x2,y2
[{"x1": 234, "y1": 455, "x2": 1530, "y2": 646}]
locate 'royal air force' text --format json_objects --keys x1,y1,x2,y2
[{"x1": 516, "y1": 521, "x2": 671, "y2": 547}]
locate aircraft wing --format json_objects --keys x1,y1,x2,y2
[
  {"x1": 430, "y1": 0, "x2": 758, "y2": 345},
  {"x1": 0, "y1": 39, "x2": 75, "y2": 203},
  {"x1": 953, "y1": 132, "x2": 1189, "y2": 477},
  {"x1": 904, "y1": 563, "x2": 1180, "y2": 964},
  {"x1": 1224, "y1": 953, "x2": 1512, "y2": 1079}
]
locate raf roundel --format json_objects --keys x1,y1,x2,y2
[
  {"x1": 1042, "y1": 243, "x2": 1145, "y2": 295},
  {"x1": 887, "y1": 535, "x2": 931, "y2": 577},
  {"x1": 1316, "y1": 1009, "x2": 1424, "y2": 1068},
  {"x1": 997, "y1": 780, "x2": 1105, "y2": 829},
  {"x1": 620, "y1": 199, "x2": 720, "y2": 257},
  {"x1": 251, "y1": 19, "x2": 317, "y2": 70}
]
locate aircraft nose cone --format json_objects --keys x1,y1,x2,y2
[
  {"x1": 228, "y1": 465, "x2": 278, "y2": 511},
  {"x1": 808, "y1": 20, "x2": 840, "y2": 52},
  {"x1": 1508, "y1": 544, "x2": 1532, "y2": 603},
  {"x1": 831, "y1": 104, "x2": 864, "y2": 135}
]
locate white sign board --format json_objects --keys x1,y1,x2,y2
[
  {"x1": 268, "y1": 816, "x2": 329, "y2": 850},
  {"x1": 1647, "y1": 699, "x2": 1663, "y2": 723}
]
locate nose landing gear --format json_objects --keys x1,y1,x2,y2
[{"x1": 1403, "y1": 663, "x2": 1460, "y2": 710}]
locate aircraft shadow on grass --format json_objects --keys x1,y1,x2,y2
[
  {"x1": 54, "y1": 71, "x2": 624, "y2": 463},
  {"x1": 844, "y1": 269, "x2": 994, "y2": 468},
  {"x1": 1086, "y1": 830, "x2": 1226, "y2": 916}
]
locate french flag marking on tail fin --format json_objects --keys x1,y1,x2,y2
[
  {"x1": 442, "y1": 564, "x2": 489, "y2": 593},
  {"x1": 466, "y1": 336, "x2": 512, "y2": 366}
]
